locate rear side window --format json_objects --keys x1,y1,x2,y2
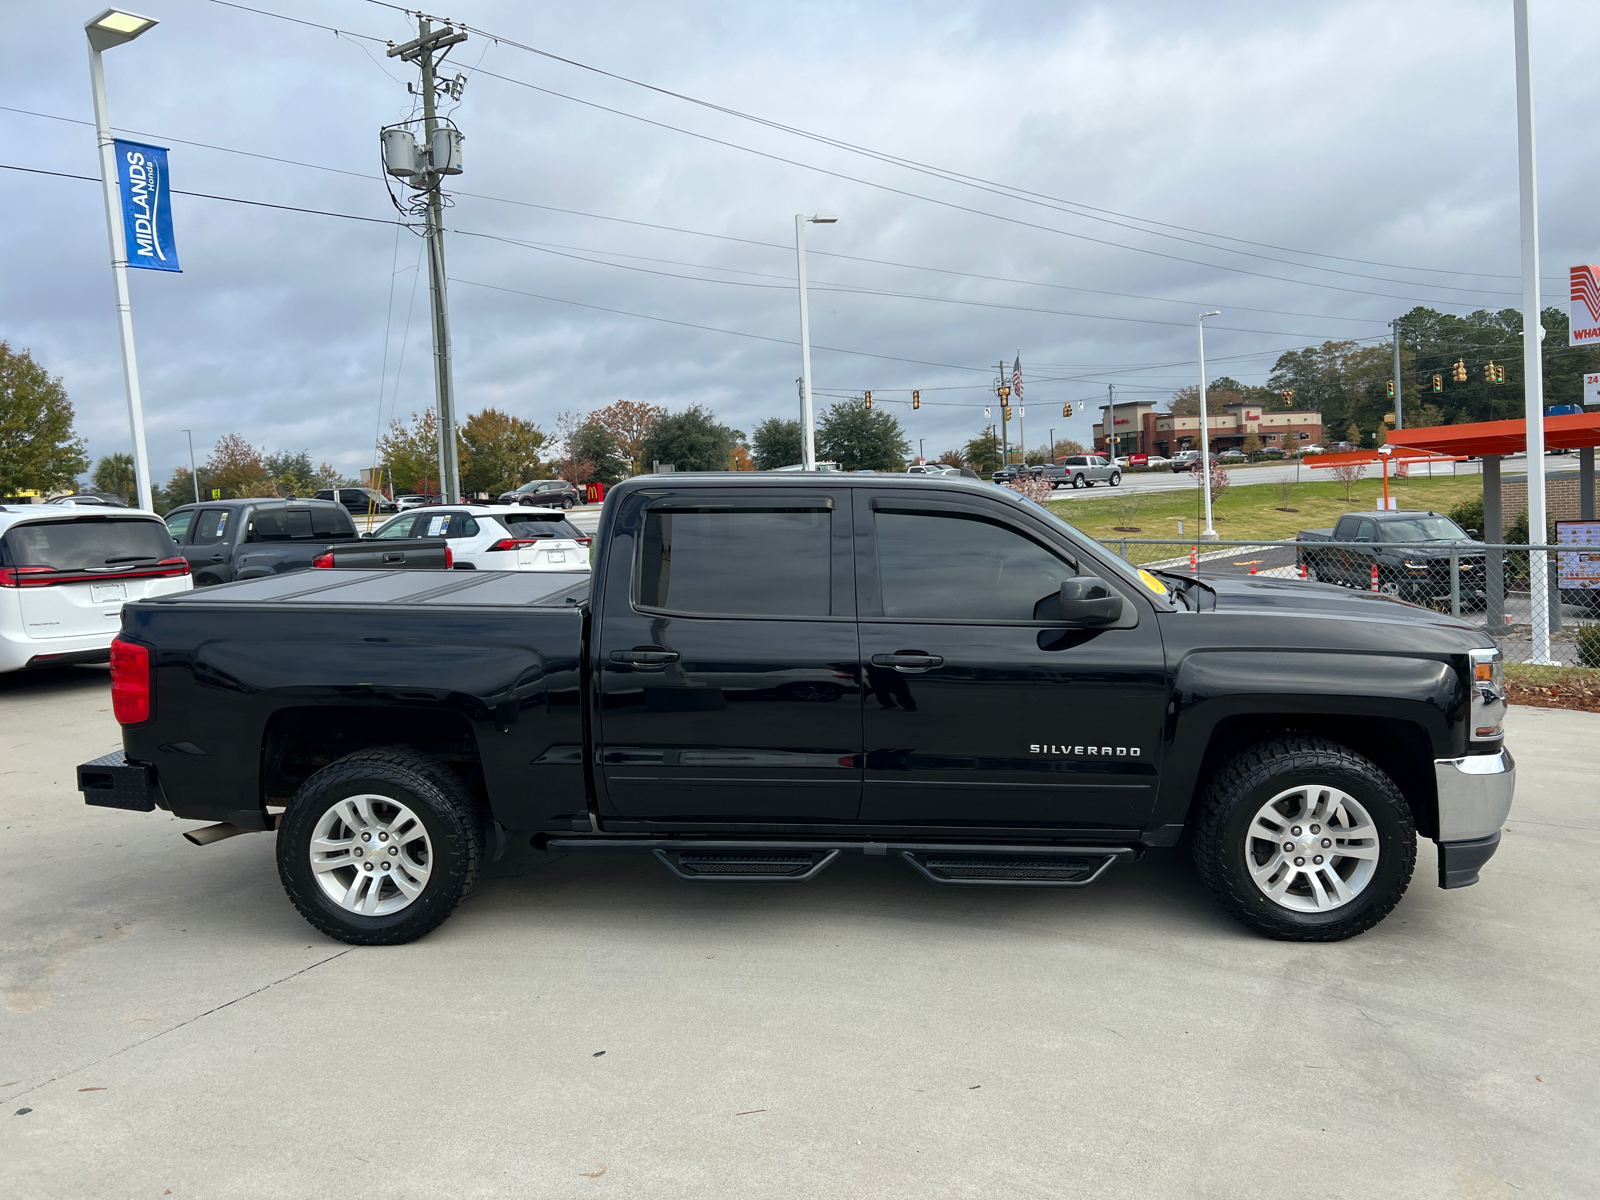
[
  {"x1": 4, "y1": 518, "x2": 176, "y2": 569},
  {"x1": 498, "y1": 514, "x2": 582, "y2": 538},
  {"x1": 311, "y1": 506, "x2": 355, "y2": 538},
  {"x1": 638, "y1": 507, "x2": 831, "y2": 616},
  {"x1": 450, "y1": 515, "x2": 480, "y2": 538},
  {"x1": 248, "y1": 507, "x2": 314, "y2": 541},
  {"x1": 193, "y1": 510, "x2": 231, "y2": 544},
  {"x1": 165, "y1": 510, "x2": 195, "y2": 542},
  {"x1": 874, "y1": 510, "x2": 1075, "y2": 621}
]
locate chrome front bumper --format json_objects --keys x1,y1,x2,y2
[{"x1": 1432, "y1": 748, "x2": 1515, "y2": 889}]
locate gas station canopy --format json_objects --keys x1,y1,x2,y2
[{"x1": 1385, "y1": 411, "x2": 1600, "y2": 457}]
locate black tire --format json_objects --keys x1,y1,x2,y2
[
  {"x1": 1072, "y1": 474, "x2": 1085, "y2": 489},
  {"x1": 561, "y1": 497, "x2": 575, "y2": 509},
  {"x1": 1191, "y1": 736, "x2": 1415, "y2": 941},
  {"x1": 277, "y1": 749, "x2": 483, "y2": 946},
  {"x1": 1109, "y1": 472, "x2": 1122, "y2": 487}
]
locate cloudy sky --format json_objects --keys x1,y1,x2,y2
[{"x1": 4, "y1": 0, "x2": 1597, "y2": 480}]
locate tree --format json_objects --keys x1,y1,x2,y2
[
  {"x1": 815, "y1": 398, "x2": 909, "y2": 471},
  {"x1": 206, "y1": 433, "x2": 273, "y2": 497},
  {"x1": 1168, "y1": 384, "x2": 1241, "y2": 416},
  {"x1": 589, "y1": 399, "x2": 665, "y2": 476},
  {"x1": 641, "y1": 404, "x2": 737, "y2": 472},
  {"x1": 92, "y1": 452, "x2": 136, "y2": 502},
  {"x1": 751, "y1": 417, "x2": 803, "y2": 471},
  {"x1": 0, "y1": 342, "x2": 88, "y2": 498},
  {"x1": 380, "y1": 410, "x2": 446, "y2": 493},
  {"x1": 1330, "y1": 460, "x2": 1366, "y2": 502},
  {"x1": 566, "y1": 420, "x2": 624, "y2": 486},
  {"x1": 264, "y1": 449, "x2": 314, "y2": 498},
  {"x1": 1242, "y1": 433, "x2": 1262, "y2": 456},
  {"x1": 158, "y1": 465, "x2": 207, "y2": 514},
  {"x1": 1049, "y1": 438, "x2": 1084, "y2": 460},
  {"x1": 460, "y1": 408, "x2": 548, "y2": 495},
  {"x1": 730, "y1": 444, "x2": 754, "y2": 471},
  {"x1": 937, "y1": 449, "x2": 966, "y2": 469},
  {"x1": 1345, "y1": 420, "x2": 1363, "y2": 447},
  {"x1": 964, "y1": 430, "x2": 1003, "y2": 473},
  {"x1": 1412, "y1": 402, "x2": 1445, "y2": 429}
]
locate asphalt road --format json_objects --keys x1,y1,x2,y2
[{"x1": 2, "y1": 667, "x2": 1594, "y2": 1197}]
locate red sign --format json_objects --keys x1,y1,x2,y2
[{"x1": 1129, "y1": 454, "x2": 1148, "y2": 466}]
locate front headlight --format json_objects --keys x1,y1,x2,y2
[
  {"x1": 1469, "y1": 647, "x2": 1505, "y2": 741},
  {"x1": 1403, "y1": 559, "x2": 1434, "y2": 571}
]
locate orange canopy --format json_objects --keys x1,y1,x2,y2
[
  {"x1": 1303, "y1": 448, "x2": 1463, "y2": 469},
  {"x1": 1383, "y1": 411, "x2": 1600, "y2": 458}
]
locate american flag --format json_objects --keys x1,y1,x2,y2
[{"x1": 1011, "y1": 354, "x2": 1024, "y2": 400}]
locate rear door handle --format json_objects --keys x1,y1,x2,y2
[
  {"x1": 610, "y1": 649, "x2": 680, "y2": 666},
  {"x1": 871, "y1": 652, "x2": 944, "y2": 669}
]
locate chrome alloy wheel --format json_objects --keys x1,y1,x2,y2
[
  {"x1": 309, "y1": 794, "x2": 432, "y2": 916},
  {"x1": 1244, "y1": 784, "x2": 1380, "y2": 913}
]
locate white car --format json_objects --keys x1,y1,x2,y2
[
  {"x1": 368, "y1": 505, "x2": 592, "y2": 572},
  {"x1": 0, "y1": 506, "x2": 192, "y2": 673},
  {"x1": 906, "y1": 463, "x2": 957, "y2": 476}
]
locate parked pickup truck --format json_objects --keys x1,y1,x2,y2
[
  {"x1": 164, "y1": 498, "x2": 361, "y2": 587},
  {"x1": 79, "y1": 474, "x2": 1513, "y2": 947},
  {"x1": 1298, "y1": 511, "x2": 1486, "y2": 607},
  {"x1": 1046, "y1": 456, "x2": 1122, "y2": 489},
  {"x1": 312, "y1": 537, "x2": 450, "y2": 572}
]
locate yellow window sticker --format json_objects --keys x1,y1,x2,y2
[{"x1": 1138, "y1": 569, "x2": 1168, "y2": 596}]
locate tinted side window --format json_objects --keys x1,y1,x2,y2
[
  {"x1": 638, "y1": 507, "x2": 831, "y2": 616},
  {"x1": 311, "y1": 506, "x2": 355, "y2": 537},
  {"x1": 193, "y1": 509, "x2": 231, "y2": 544},
  {"x1": 165, "y1": 510, "x2": 195, "y2": 542},
  {"x1": 875, "y1": 510, "x2": 1075, "y2": 620},
  {"x1": 1357, "y1": 520, "x2": 1378, "y2": 542},
  {"x1": 1333, "y1": 517, "x2": 1358, "y2": 540},
  {"x1": 451, "y1": 515, "x2": 480, "y2": 538}
]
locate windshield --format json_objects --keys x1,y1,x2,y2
[
  {"x1": 1380, "y1": 517, "x2": 1469, "y2": 542},
  {"x1": 1019, "y1": 498, "x2": 1176, "y2": 608},
  {"x1": 4, "y1": 517, "x2": 175, "y2": 569}
]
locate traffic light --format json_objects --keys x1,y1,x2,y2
[
  {"x1": 1062, "y1": 402, "x2": 1072, "y2": 417},
  {"x1": 1495, "y1": 364, "x2": 1506, "y2": 384},
  {"x1": 1280, "y1": 389, "x2": 1294, "y2": 407},
  {"x1": 1003, "y1": 406, "x2": 1013, "y2": 421},
  {"x1": 864, "y1": 390, "x2": 872, "y2": 409},
  {"x1": 1386, "y1": 381, "x2": 1395, "y2": 399},
  {"x1": 1483, "y1": 362, "x2": 1495, "y2": 384},
  {"x1": 1453, "y1": 358, "x2": 1467, "y2": 383},
  {"x1": 1432, "y1": 373, "x2": 1443, "y2": 393},
  {"x1": 911, "y1": 390, "x2": 920, "y2": 410}
]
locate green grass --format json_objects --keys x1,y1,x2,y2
[
  {"x1": 1048, "y1": 472, "x2": 1483, "y2": 562},
  {"x1": 1505, "y1": 662, "x2": 1600, "y2": 687}
]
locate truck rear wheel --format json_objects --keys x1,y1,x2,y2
[
  {"x1": 277, "y1": 750, "x2": 482, "y2": 945},
  {"x1": 1191, "y1": 737, "x2": 1415, "y2": 941}
]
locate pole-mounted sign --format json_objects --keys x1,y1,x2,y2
[
  {"x1": 1570, "y1": 265, "x2": 1600, "y2": 346},
  {"x1": 113, "y1": 139, "x2": 179, "y2": 272}
]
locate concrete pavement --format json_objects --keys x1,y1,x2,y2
[{"x1": 1, "y1": 667, "x2": 1595, "y2": 1198}]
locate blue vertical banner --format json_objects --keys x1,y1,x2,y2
[{"x1": 112, "y1": 139, "x2": 180, "y2": 272}]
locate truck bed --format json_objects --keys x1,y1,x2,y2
[{"x1": 139, "y1": 567, "x2": 591, "y2": 609}]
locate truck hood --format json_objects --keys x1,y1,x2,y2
[{"x1": 1188, "y1": 572, "x2": 1479, "y2": 630}]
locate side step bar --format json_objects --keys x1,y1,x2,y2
[{"x1": 544, "y1": 837, "x2": 1137, "y2": 887}]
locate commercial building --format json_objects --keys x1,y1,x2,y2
[{"x1": 1093, "y1": 401, "x2": 1323, "y2": 457}]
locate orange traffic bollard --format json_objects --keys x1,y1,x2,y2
[
  {"x1": 1300, "y1": 561, "x2": 1308, "y2": 579},
  {"x1": 1370, "y1": 562, "x2": 1379, "y2": 592},
  {"x1": 1190, "y1": 546, "x2": 1198, "y2": 572}
]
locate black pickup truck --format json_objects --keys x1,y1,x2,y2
[
  {"x1": 1298, "y1": 510, "x2": 1486, "y2": 606},
  {"x1": 80, "y1": 475, "x2": 1513, "y2": 946}
]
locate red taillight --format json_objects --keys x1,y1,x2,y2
[
  {"x1": 445, "y1": 546, "x2": 453, "y2": 569},
  {"x1": 487, "y1": 538, "x2": 540, "y2": 552},
  {"x1": 576, "y1": 537, "x2": 593, "y2": 547},
  {"x1": 312, "y1": 551, "x2": 334, "y2": 568},
  {"x1": 155, "y1": 556, "x2": 191, "y2": 578},
  {"x1": 109, "y1": 638, "x2": 150, "y2": 724},
  {"x1": 0, "y1": 566, "x2": 53, "y2": 587}
]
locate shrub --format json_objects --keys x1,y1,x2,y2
[{"x1": 1578, "y1": 623, "x2": 1600, "y2": 668}]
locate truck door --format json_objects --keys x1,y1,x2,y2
[
  {"x1": 854, "y1": 489, "x2": 1166, "y2": 832},
  {"x1": 595, "y1": 487, "x2": 861, "y2": 823},
  {"x1": 183, "y1": 508, "x2": 235, "y2": 586}
]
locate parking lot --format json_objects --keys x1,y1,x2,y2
[{"x1": 1, "y1": 665, "x2": 1596, "y2": 1198}]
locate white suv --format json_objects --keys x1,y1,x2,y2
[
  {"x1": 0, "y1": 507, "x2": 192, "y2": 672},
  {"x1": 367, "y1": 505, "x2": 592, "y2": 571}
]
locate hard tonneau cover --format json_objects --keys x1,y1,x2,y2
[{"x1": 138, "y1": 567, "x2": 591, "y2": 609}]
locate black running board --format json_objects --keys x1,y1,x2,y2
[{"x1": 544, "y1": 837, "x2": 1137, "y2": 886}]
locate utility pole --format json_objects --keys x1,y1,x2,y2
[
  {"x1": 1197, "y1": 311, "x2": 1222, "y2": 540},
  {"x1": 181, "y1": 428, "x2": 198, "y2": 503},
  {"x1": 385, "y1": 17, "x2": 467, "y2": 503},
  {"x1": 1107, "y1": 383, "x2": 1117, "y2": 461},
  {"x1": 1390, "y1": 319, "x2": 1404, "y2": 430}
]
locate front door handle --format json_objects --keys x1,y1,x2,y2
[
  {"x1": 610, "y1": 649, "x2": 680, "y2": 666},
  {"x1": 871, "y1": 652, "x2": 944, "y2": 670}
]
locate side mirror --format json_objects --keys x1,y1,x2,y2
[
  {"x1": 361, "y1": 532, "x2": 374, "y2": 539},
  {"x1": 1059, "y1": 577, "x2": 1123, "y2": 625},
  {"x1": 1467, "y1": 529, "x2": 1481, "y2": 539}
]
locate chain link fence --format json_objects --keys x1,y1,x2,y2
[{"x1": 1095, "y1": 537, "x2": 1599, "y2": 667}]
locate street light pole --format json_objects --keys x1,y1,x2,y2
[
  {"x1": 1389, "y1": 319, "x2": 1404, "y2": 430},
  {"x1": 86, "y1": 8, "x2": 159, "y2": 513},
  {"x1": 1197, "y1": 311, "x2": 1222, "y2": 540},
  {"x1": 181, "y1": 427, "x2": 198, "y2": 502},
  {"x1": 794, "y1": 214, "x2": 837, "y2": 470},
  {"x1": 1513, "y1": 0, "x2": 1551, "y2": 662}
]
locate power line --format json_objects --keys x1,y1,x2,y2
[{"x1": 208, "y1": 0, "x2": 1534, "y2": 307}]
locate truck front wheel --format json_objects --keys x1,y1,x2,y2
[
  {"x1": 277, "y1": 750, "x2": 483, "y2": 946},
  {"x1": 1191, "y1": 737, "x2": 1415, "y2": 941}
]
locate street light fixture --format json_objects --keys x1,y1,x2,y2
[
  {"x1": 795, "y1": 214, "x2": 837, "y2": 471},
  {"x1": 1197, "y1": 311, "x2": 1222, "y2": 541},
  {"x1": 86, "y1": 8, "x2": 159, "y2": 512}
]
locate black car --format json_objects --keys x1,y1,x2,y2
[
  {"x1": 84, "y1": 474, "x2": 1512, "y2": 947},
  {"x1": 163, "y1": 498, "x2": 360, "y2": 586},
  {"x1": 313, "y1": 487, "x2": 399, "y2": 515},
  {"x1": 499, "y1": 479, "x2": 579, "y2": 509}
]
